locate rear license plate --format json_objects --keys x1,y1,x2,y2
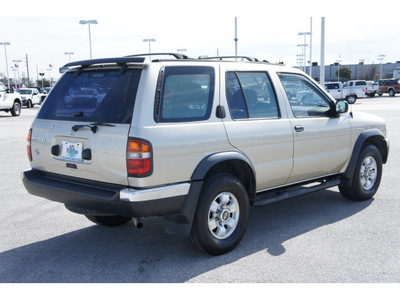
[{"x1": 61, "y1": 141, "x2": 83, "y2": 162}]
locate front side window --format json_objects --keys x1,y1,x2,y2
[
  {"x1": 279, "y1": 74, "x2": 332, "y2": 118},
  {"x1": 155, "y1": 66, "x2": 215, "y2": 122},
  {"x1": 37, "y1": 69, "x2": 141, "y2": 124},
  {"x1": 226, "y1": 71, "x2": 279, "y2": 119}
]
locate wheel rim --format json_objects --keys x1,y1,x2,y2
[
  {"x1": 14, "y1": 104, "x2": 21, "y2": 115},
  {"x1": 360, "y1": 156, "x2": 377, "y2": 191},
  {"x1": 208, "y1": 192, "x2": 240, "y2": 240}
]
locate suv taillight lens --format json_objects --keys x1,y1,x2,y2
[
  {"x1": 126, "y1": 138, "x2": 152, "y2": 177},
  {"x1": 27, "y1": 128, "x2": 32, "y2": 161}
]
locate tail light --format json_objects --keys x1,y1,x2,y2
[
  {"x1": 126, "y1": 138, "x2": 152, "y2": 177},
  {"x1": 27, "y1": 128, "x2": 32, "y2": 161}
]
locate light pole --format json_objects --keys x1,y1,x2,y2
[
  {"x1": 336, "y1": 59, "x2": 342, "y2": 82},
  {"x1": 298, "y1": 30, "x2": 311, "y2": 75},
  {"x1": 79, "y1": 20, "x2": 98, "y2": 59},
  {"x1": 143, "y1": 38, "x2": 156, "y2": 53},
  {"x1": 64, "y1": 52, "x2": 74, "y2": 62},
  {"x1": 297, "y1": 43, "x2": 308, "y2": 72},
  {"x1": 378, "y1": 53, "x2": 386, "y2": 79},
  {"x1": 0, "y1": 42, "x2": 11, "y2": 88}
]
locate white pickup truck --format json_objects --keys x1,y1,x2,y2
[
  {"x1": 18, "y1": 88, "x2": 42, "y2": 107},
  {"x1": 0, "y1": 82, "x2": 22, "y2": 116},
  {"x1": 324, "y1": 80, "x2": 367, "y2": 104}
]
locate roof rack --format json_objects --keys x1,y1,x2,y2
[
  {"x1": 125, "y1": 53, "x2": 189, "y2": 60},
  {"x1": 60, "y1": 57, "x2": 146, "y2": 73},
  {"x1": 198, "y1": 56, "x2": 259, "y2": 62}
]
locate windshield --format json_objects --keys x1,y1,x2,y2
[{"x1": 37, "y1": 69, "x2": 142, "y2": 124}]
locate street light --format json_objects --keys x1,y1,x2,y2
[
  {"x1": 79, "y1": 20, "x2": 98, "y2": 59},
  {"x1": 64, "y1": 52, "x2": 74, "y2": 62},
  {"x1": 0, "y1": 42, "x2": 11, "y2": 88},
  {"x1": 336, "y1": 59, "x2": 342, "y2": 82},
  {"x1": 298, "y1": 31, "x2": 311, "y2": 75},
  {"x1": 143, "y1": 38, "x2": 156, "y2": 60},
  {"x1": 377, "y1": 53, "x2": 386, "y2": 79},
  {"x1": 297, "y1": 43, "x2": 308, "y2": 72}
]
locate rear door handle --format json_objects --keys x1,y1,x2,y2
[{"x1": 294, "y1": 125, "x2": 304, "y2": 132}]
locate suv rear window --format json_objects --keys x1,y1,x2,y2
[{"x1": 37, "y1": 69, "x2": 141, "y2": 124}]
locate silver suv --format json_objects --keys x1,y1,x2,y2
[{"x1": 22, "y1": 54, "x2": 389, "y2": 255}]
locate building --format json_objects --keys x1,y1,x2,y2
[{"x1": 301, "y1": 61, "x2": 400, "y2": 83}]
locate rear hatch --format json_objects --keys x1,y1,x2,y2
[{"x1": 29, "y1": 60, "x2": 142, "y2": 186}]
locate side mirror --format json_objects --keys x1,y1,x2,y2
[{"x1": 336, "y1": 100, "x2": 348, "y2": 114}]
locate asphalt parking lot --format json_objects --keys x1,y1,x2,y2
[{"x1": 0, "y1": 96, "x2": 399, "y2": 284}]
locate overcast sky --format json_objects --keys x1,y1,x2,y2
[{"x1": 1, "y1": 0, "x2": 398, "y2": 82}]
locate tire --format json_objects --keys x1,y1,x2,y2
[
  {"x1": 85, "y1": 215, "x2": 132, "y2": 226},
  {"x1": 339, "y1": 145, "x2": 382, "y2": 201},
  {"x1": 28, "y1": 100, "x2": 32, "y2": 108},
  {"x1": 378, "y1": 92, "x2": 383, "y2": 96},
  {"x1": 10, "y1": 102, "x2": 21, "y2": 116},
  {"x1": 189, "y1": 174, "x2": 249, "y2": 255},
  {"x1": 388, "y1": 89, "x2": 395, "y2": 97},
  {"x1": 346, "y1": 95, "x2": 357, "y2": 104}
]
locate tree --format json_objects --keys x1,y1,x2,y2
[
  {"x1": 335, "y1": 66, "x2": 352, "y2": 81},
  {"x1": 36, "y1": 78, "x2": 51, "y2": 88}
]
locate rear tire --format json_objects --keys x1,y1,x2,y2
[
  {"x1": 85, "y1": 215, "x2": 132, "y2": 226},
  {"x1": 189, "y1": 174, "x2": 249, "y2": 255},
  {"x1": 339, "y1": 145, "x2": 382, "y2": 201},
  {"x1": 346, "y1": 95, "x2": 357, "y2": 104}
]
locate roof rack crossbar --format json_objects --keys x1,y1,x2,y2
[
  {"x1": 125, "y1": 53, "x2": 189, "y2": 60},
  {"x1": 198, "y1": 56, "x2": 258, "y2": 62}
]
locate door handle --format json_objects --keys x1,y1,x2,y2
[{"x1": 294, "y1": 125, "x2": 304, "y2": 132}]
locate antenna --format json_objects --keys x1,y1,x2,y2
[{"x1": 234, "y1": 17, "x2": 238, "y2": 57}]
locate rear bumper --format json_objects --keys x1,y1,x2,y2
[{"x1": 21, "y1": 169, "x2": 189, "y2": 218}]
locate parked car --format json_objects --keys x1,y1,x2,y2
[
  {"x1": 17, "y1": 88, "x2": 41, "y2": 107},
  {"x1": 324, "y1": 82, "x2": 343, "y2": 99},
  {"x1": 378, "y1": 78, "x2": 400, "y2": 97},
  {"x1": 0, "y1": 82, "x2": 22, "y2": 116},
  {"x1": 341, "y1": 80, "x2": 368, "y2": 103},
  {"x1": 28, "y1": 86, "x2": 47, "y2": 103},
  {"x1": 323, "y1": 80, "x2": 367, "y2": 103},
  {"x1": 365, "y1": 81, "x2": 379, "y2": 97},
  {"x1": 22, "y1": 54, "x2": 389, "y2": 255}
]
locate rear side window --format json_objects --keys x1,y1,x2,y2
[
  {"x1": 155, "y1": 66, "x2": 215, "y2": 122},
  {"x1": 37, "y1": 69, "x2": 141, "y2": 124}
]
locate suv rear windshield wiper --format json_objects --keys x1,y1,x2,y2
[{"x1": 72, "y1": 122, "x2": 115, "y2": 134}]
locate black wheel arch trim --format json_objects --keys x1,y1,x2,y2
[
  {"x1": 163, "y1": 150, "x2": 257, "y2": 237},
  {"x1": 340, "y1": 129, "x2": 389, "y2": 187}
]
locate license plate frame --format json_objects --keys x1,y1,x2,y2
[{"x1": 61, "y1": 141, "x2": 83, "y2": 162}]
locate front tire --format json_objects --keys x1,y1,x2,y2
[
  {"x1": 340, "y1": 145, "x2": 382, "y2": 201},
  {"x1": 10, "y1": 102, "x2": 21, "y2": 116},
  {"x1": 189, "y1": 174, "x2": 249, "y2": 255}
]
